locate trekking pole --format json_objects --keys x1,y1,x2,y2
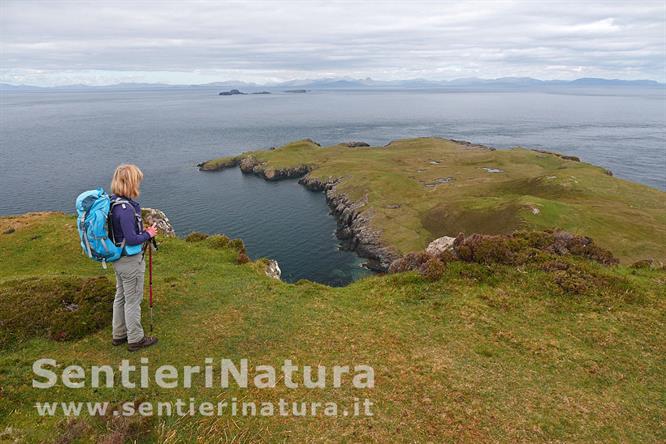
[{"x1": 148, "y1": 241, "x2": 154, "y2": 334}]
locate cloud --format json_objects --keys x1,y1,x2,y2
[{"x1": 1, "y1": 0, "x2": 664, "y2": 85}]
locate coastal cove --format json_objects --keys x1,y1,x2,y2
[
  {"x1": 199, "y1": 138, "x2": 666, "y2": 271},
  {"x1": 1, "y1": 88, "x2": 664, "y2": 285}
]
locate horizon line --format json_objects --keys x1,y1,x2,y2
[{"x1": 1, "y1": 76, "x2": 664, "y2": 89}]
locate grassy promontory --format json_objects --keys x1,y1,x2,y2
[
  {"x1": 1, "y1": 212, "x2": 665, "y2": 442},
  {"x1": 200, "y1": 137, "x2": 666, "y2": 268}
]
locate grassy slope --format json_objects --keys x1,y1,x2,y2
[
  {"x1": 1, "y1": 213, "x2": 665, "y2": 442},
  {"x1": 202, "y1": 138, "x2": 666, "y2": 263}
]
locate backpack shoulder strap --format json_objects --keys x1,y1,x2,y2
[
  {"x1": 109, "y1": 197, "x2": 131, "y2": 246},
  {"x1": 111, "y1": 197, "x2": 130, "y2": 210}
]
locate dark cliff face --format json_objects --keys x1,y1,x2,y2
[
  {"x1": 299, "y1": 175, "x2": 399, "y2": 271},
  {"x1": 239, "y1": 156, "x2": 260, "y2": 173},
  {"x1": 239, "y1": 156, "x2": 311, "y2": 180},
  {"x1": 263, "y1": 165, "x2": 311, "y2": 180},
  {"x1": 298, "y1": 175, "x2": 335, "y2": 191}
]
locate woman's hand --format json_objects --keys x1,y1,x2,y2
[{"x1": 146, "y1": 224, "x2": 158, "y2": 238}]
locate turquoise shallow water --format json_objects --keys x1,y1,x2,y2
[{"x1": 1, "y1": 88, "x2": 664, "y2": 285}]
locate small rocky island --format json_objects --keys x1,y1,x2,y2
[
  {"x1": 218, "y1": 89, "x2": 244, "y2": 96},
  {"x1": 198, "y1": 137, "x2": 666, "y2": 271},
  {"x1": 219, "y1": 89, "x2": 271, "y2": 96}
]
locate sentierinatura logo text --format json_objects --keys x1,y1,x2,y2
[{"x1": 33, "y1": 358, "x2": 375, "y2": 389}]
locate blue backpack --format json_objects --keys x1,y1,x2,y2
[{"x1": 75, "y1": 188, "x2": 143, "y2": 268}]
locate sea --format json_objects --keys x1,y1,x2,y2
[{"x1": 1, "y1": 88, "x2": 664, "y2": 285}]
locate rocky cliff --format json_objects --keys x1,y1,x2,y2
[{"x1": 299, "y1": 175, "x2": 399, "y2": 271}]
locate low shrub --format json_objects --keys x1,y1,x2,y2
[
  {"x1": 185, "y1": 232, "x2": 209, "y2": 242},
  {"x1": 552, "y1": 268, "x2": 591, "y2": 295},
  {"x1": 54, "y1": 399, "x2": 156, "y2": 443},
  {"x1": 541, "y1": 260, "x2": 635, "y2": 299},
  {"x1": 454, "y1": 233, "x2": 519, "y2": 265},
  {"x1": 437, "y1": 249, "x2": 458, "y2": 264},
  {"x1": 54, "y1": 418, "x2": 92, "y2": 444},
  {"x1": 537, "y1": 260, "x2": 570, "y2": 272},
  {"x1": 389, "y1": 229, "x2": 620, "y2": 296},
  {"x1": 419, "y1": 258, "x2": 445, "y2": 281},
  {"x1": 452, "y1": 230, "x2": 618, "y2": 266},
  {"x1": 98, "y1": 400, "x2": 155, "y2": 444},
  {"x1": 236, "y1": 252, "x2": 250, "y2": 264},
  {"x1": 630, "y1": 259, "x2": 665, "y2": 270},
  {"x1": 229, "y1": 238, "x2": 246, "y2": 253},
  {"x1": 565, "y1": 238, "x2": 618, "y2": 265},
  {"x1": 388, "y1": 251, "x2": 431, "y2": 273},
  {"x1": 206, "y1": 234, "x2": 231, "y2": 249},
  {"x1": 0, "y1": 276, "x2": 115, "y2": 347}
]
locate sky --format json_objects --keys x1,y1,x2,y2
[{"x1": 1, "y1": 0, "x2": 665, "y2": 86}]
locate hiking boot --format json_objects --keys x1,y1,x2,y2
[
  {"x1": 112, "y1": 336, "x2": 127, "y2": 346},
  {"x1": 127, "y1": 336, "x2": 158, "y2": 352}
]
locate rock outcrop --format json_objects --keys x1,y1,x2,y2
[
  {"x1": 532, "y1": 149, "x2": 580, "y2": 162},
  {"x1": 300, "y1": 175, "x2": 400, "y2": 271},
  {"x1": 303, "y1": 138, "x2": 321, "y2": 147},
  {"x1": 262, "y1": 165, "x2": 311, "y2": 180},
  {"x1": 238, "y1": 156, "x2": 311, "y2": 180},
  {"x1": 298, "y1": 175, "x2": 338, "y2": 191},
  {"x1": 239, "y1": 156, "x2": 261, "y2": 173},
  {"x1": 425, "y1": 236, "x2": 456, "y2": 256},
  {"x1": 265, "y1": 260, "x2": 282, "y2": 279},
  {"x1": 447, "y1": 138, "x2": 497, "y2": 151},
  {"x1": 142, "y1": 208, "x2": 176, "y2": 237},
  {"x1": 342, "y1": 141, "x2": 370, "y2": 147}
]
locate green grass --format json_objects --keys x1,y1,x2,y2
[
  {"x1": 201, "y1": 138, "x2": 666, "y2": 263},
  {"x1": 198, "y1": 155, "x2": 241, "y2": 171},
  {"x1": 1, "y1": 212, "x2": 665, "y2": 442}
]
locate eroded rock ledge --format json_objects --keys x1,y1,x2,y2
[
  {"x1": 239, "y1": 156, "x2": 312, "y2": 180},
  {"x1": 299, "y1": 176, "x2": 400, "y2": 271}
]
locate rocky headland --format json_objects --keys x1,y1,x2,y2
[{"x1": 198, "y1": 137, "x2": 666, "y2": 271}]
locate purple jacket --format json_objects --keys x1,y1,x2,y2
[{"x1": 110, "y1": 195, "x2": 150, "y2": 246}]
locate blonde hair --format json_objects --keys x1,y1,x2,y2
[{"x1": 111, "y1": 164, "x2": 144, "y2": 199}]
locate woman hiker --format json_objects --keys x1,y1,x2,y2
[{"x1": 109, "y1": 164, "x2": 159, "y2": 352}]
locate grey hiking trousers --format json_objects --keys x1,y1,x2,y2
[{"x1": 112, "y1": 253, "x2": 146, "y2": 344}]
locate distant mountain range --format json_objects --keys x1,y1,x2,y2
[{"x1": 1, "y1": 77, "x2": 663, "y2": 92}]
